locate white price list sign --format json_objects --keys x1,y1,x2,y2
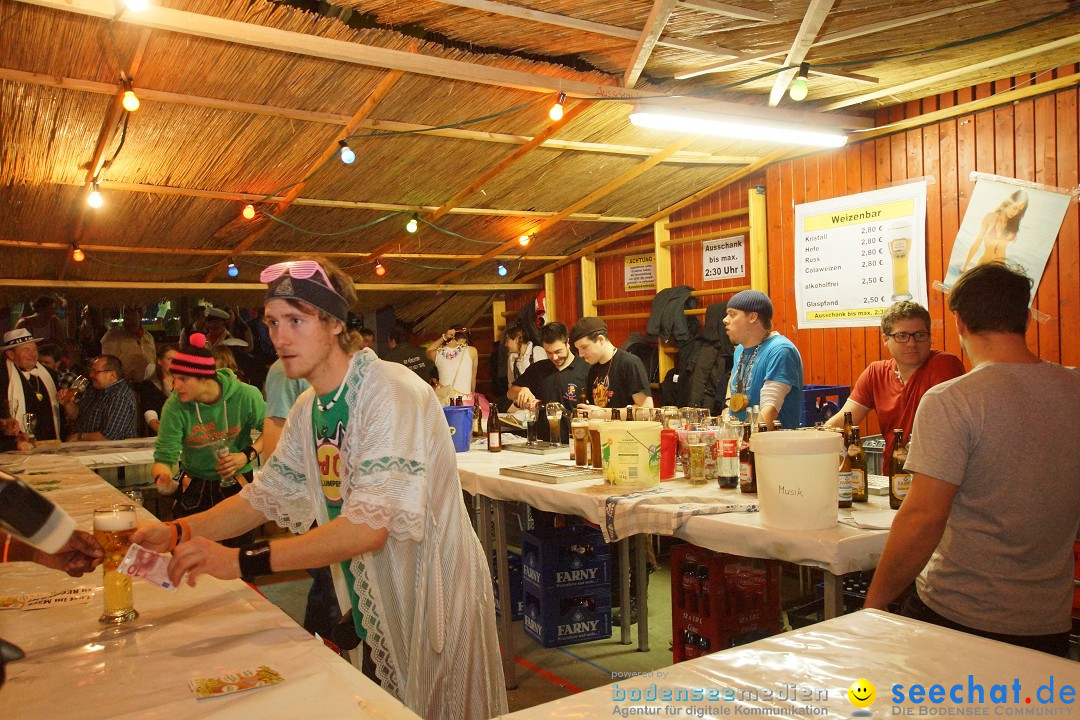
[
  {"x1": 702, "y1": 235, "x2": 746, "y2": 281},
  {"x1": 794, "y1": 182, "x2": 927, "y2": 329}
]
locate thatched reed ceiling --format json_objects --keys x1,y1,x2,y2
[{"x1": 1, "y1": 0, "x2": 1078, "y2": 333}]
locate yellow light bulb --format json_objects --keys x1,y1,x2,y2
[
  {"x1": 122, "y1": 90, "x2": 140, "y2": 112},
  {"x1": 242, "y1": 204, "x2": 256, "y2": 220},
  {"x1": 72, "y1": 247, "x2": 86, "y2": 262},
  {"x1": 788, "y1": 77, "x2": 808, "y2": 102},
  {"x1": 518, "y1": 235, "x2": 531, "y2": 247},
  {"x1": 88, "y1": 189, "x2": 103, "y2": 208}
]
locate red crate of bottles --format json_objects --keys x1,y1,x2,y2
[{"x1": 669, "y1": 543, "x2": 782, "y2": 662}]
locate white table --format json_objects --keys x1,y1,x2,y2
[
  {"x1": 11, "y1": 437, "x2": 158, "y2": 470},
  {"x1": 0, "y1": 455, "x2": 418, "y2": 720},
  {"x1": 504, "y1": 609, "x2": 1080, "y2": 718},
  {"x1": 454, "y1": 449, "x2": 892, "y2": 687}
]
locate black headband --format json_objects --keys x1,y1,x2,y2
[{"x1": 264, "y1": 275, "x2": 350, "y2": 324}]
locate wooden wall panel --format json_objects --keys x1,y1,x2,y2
[{"x1": 582, "y1": 66, "x2": 1080, "y2": 426}]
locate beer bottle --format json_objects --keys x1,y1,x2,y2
[
  {"x1": 838, "y1": 442, "x2": 853, "y2": 509},
  {"x1": 842, "y1": 412, "x2": 853, "y2": 446},
  {"x1": 739, "y1": 423, "x2": 756, "y2": 494},
  {"x1": 487, "y1": 405, "x2": 502, "y2": 452},
  {"x1": 889, "y1": 428, "x2": 912, "y2": 510},
  {"x1": 610, "y1": 408, "x2": 621, "y2": 421},
  {"x1": 473, "y1": 400, "x2": 484, "y2": 438},
  {"x1": 772, "y1": 421, "x2": 782, "y2": 432},
  {"x1": 758, "y1": 422, "x2": 768, "y2": 434},
  {"x1": 849, "y1": 425, "x2": 868, "y2": 503}
]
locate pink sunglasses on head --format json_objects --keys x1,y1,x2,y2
[{"x1": 260, "y1": 260, "x2": 334, "y2": 289}]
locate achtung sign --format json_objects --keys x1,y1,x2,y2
[{"x1": 624, "y1": 253, "x2": 655, "y2": 291}]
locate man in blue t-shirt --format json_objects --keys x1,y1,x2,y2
[{"x1": 723, "y1": 290, "x2": 804, "y2": 428}]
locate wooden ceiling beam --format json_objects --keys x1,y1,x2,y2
[
  {"x1": 17, "y1": 0, "x2": 871, "y2": 131},
  {"x1": 0, "y1": 279, "x2": 542, "y2": 292},
  {"x1": 202, "y1": 67, "x2": 407, "y2": 281},
  {"x1": 521, "y1": 146, "x2": 793, "y2": 281},
  {"x1": 823, "y1": 33, "x2": 1080, "y2": 110},
  {"x1": 433, "y1": 135, "x2": 699, "y2": 283},
  {"x1": 0, "y1": 239, "x2": 564, "y2": 261},
  {"x1": 767, "y1": 0, "x2": 835, "y2": 107},
  {"x1": 676, "y1": 0, "x2": 1004, "y2": 79},
  {"x1": 70, "y1": 179, "x2": 645, "y2": 223},
  {"x1": 624, "y1": 0, "x2": 677, "y2": 88},
  {"x1": 360, "y1": 101, "x2": 592, "y2": 269},
  {"x1": 1, "y1": 65, "x2": 758, "y2": 166},
  {"x1": 678, "y1": 1, "x2": 774, "y2": 22},
  {"x1": 59, "y1": 28, "x2": 151, "y2": 280}
]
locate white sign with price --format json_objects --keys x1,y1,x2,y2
[
  {"x1": 794, "y1": 182, "x2": 927, "y2": 329},
  {"x1": 702, "y1": 235, "x2": 746, "y2": 281}
]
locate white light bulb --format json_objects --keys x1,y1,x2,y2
[
  {"x1": 340, "y1": 145, "x2": 355, "y2": 165},
  {"x1": 88, "y1": 189, "x2": 104, "y2": 208},
  {"x1": 124, "y1": 0, "x2": 148, "y2": 11},
  {"x1": 788, "y1": 77, "x2": 808, "y2": 102}
]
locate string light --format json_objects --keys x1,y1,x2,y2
[
  {"x1": 121, "y1": 78, "x2": 140, "y2": 112},
  {"x1": 242, "y1": 204, "x2": 256, "y2": 220},
  {"x1": 405, "y1": 214, "x2": 419, "y2": 233},
  {"x1": 496, "y1": 262, "x2": 508, "y2": 277},
  {"x1": 518, "y1": 234, "x2": 531, "y2": 247},
  {"x1": 374, "y1": 259, "x2": 386, "y2": 277},
  {"x1": 227, "y1": 258, "x2": 239, "y2": 277},
  {"x1": 548, "y1": 92, "x2": 566, "y2": 122},
  {"x1": 788, "y1": 63, "x2": 810, "y2": 102},
  {"x1": 71, "y1": 243, "x2": 85, "y2": 263},
  {"x1": 338, "y1": 139, "x2": 355, "y2": 165},
  {"x1": 87, "y1": 182, "x2": 103, "y2": 208}
]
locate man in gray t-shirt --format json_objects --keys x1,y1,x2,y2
[{"x1": 865, "y1": 263, "x2": 1080, "y2": 657}]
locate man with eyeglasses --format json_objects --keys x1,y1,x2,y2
[
  {"x1": 132, "y1": 257, "x2": 507, "y2": 720},
  {"x1": 826, "y1": 300, "x2": 964, "y2": 461},
  {"x1": 59, "y1": 354, "x2": 137, "y2": 442}
]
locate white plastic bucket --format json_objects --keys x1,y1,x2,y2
[
  {"x1": 598, "y1": 421, "x2": 662, "y2": 487},
  {"x1": 750, "y1": 430, "x2": 843, "y2": 531}
]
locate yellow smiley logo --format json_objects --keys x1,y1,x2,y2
[{"x1": 848, "y1": 679, "x2": 876, "y2": 708}]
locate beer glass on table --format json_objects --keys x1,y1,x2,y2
[
  {"x1": 571, "y1": 413, "x2": 589, "y2": 467},
  {"x1": 22, "y1": 413, "x2": 37, "y2": 444},
  {"x1": 544, "y1": 402, "x2": 564, "y2": 447},
  {"x1": 522, "y1": 404, "x2": 539, "y2": 447},
  {"x1": 94, "y1": 504, "x2": 139, "y2": 624}
]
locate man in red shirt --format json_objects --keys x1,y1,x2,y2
[{"x1": 827, "y1": 301, "x2": 964, "y2": 461}]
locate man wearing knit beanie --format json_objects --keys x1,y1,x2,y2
[{"x1": 723, "y1": 289, "x2": 803, "y2": 428}]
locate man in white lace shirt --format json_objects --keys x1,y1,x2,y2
[{"x1": 133, "y1": 256, "x2": 506, "y2": 720}]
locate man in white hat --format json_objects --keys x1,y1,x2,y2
[{"x1": 1, "y1": 329, "x2": 64, "y2": 449}]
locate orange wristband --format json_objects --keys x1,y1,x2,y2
[
  {"x1": 2, "y1": 533, "x2": 11, "y2": 563},
  {"x1": 176, "y1": 518, "x2": 192, "y2": 544}
]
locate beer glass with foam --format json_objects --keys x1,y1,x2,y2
[
  {"x1": 94, "y1": 504, "x2": 139, "y2": 624},
  {"x1": 887, "y1": 219, "x2": 913, "y2": 301}
]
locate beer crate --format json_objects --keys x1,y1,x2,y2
[
  {"x1": 521, "y1": 525, "x2": 610, "y2": 592},
  {"x1": 522, "y1": 585, "x2": 612, "y2": 648},
  {"x1": 670, "y1": 543, "x2": 782, "y2": 662},
  {"x1": 801, "y1": 384, "x2": 850, "y2": 427},
  {"x1": 492, "y1": 550, "x2": 523, "y2": 621}
]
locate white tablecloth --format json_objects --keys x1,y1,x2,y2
[
  {"x1": 0, "y1": 455, "x2": 417, "y2": 720},
  {"x1": 505, "y1": 609, "x2": 1080, "y2": 718},
  {"x1": 455, "y1": 450, "x2": 890, "y2": 576}
]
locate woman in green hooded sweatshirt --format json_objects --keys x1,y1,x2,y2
[{"x1": 152, "y1": 333, "x2": 265, "y2": 547}]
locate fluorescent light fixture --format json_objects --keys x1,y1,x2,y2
[{"x1": 629, "y1": 107, "x2": 848, "y2": 148}]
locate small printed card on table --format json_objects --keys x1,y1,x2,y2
[{"x1": 189, "y1": 665, "x2": 284, "y2": 699}]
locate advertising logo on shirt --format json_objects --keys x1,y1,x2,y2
[
  {"x1": 317, "y1": 422, "x2": 344, "y2": 504},
  {"x1": 564, "y1": 383, "x2": 579, "y2": 405}
]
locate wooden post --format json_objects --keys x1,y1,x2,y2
[
  {"x1": 654, "y1": 215, "x2": 677, "y2": 381},
  {"x1": 544, "y1": 272, "x2": 557, "y2": 323},
  {"x1": 492, "y1": 300, "x2": 506, "y2": 340},
  {"x1": 580, "y1": 255, "x2": 597, "y2": 318},
  {"x1": 749, "y1": 186, "x2": 769, "y2": 294}
]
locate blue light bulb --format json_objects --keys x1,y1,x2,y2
[
  {"x1": 339, "y1": 140, "x2": 355, "y2": 165},
  {"x1": 497, "y1": 263, "x2": 508, "y2": 277},
  {"x1": 227, "y1": 263, "x2": 239, "y2": 277}
]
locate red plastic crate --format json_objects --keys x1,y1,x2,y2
[{"x1": 670, "y1": 543, "x2": 782, "y2": 662}]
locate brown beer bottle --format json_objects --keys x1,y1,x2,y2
[
  {"x1": 487, "y1": 405, "x2": 502, "y2": 452},
  {"x1": 473, "y1": 400, "x2": 484, "y2": 438},
  {"x1": 739, "y1": 423, "x2": 756, "y2": 494},
  {"x1": 848, "y1": 425, "x2": 868, "y2": 503},
  {"x1": 838, "y1": 442, "x2": 853, "y2": 509},
  {"x1": 610, "y1": 408, "x2": 621, "y2": 421},
  {"x1": 889, "y1": 428, "x2": 911, "y2": 510},
  {"x1": 842, "y1": 411, "x2": 853, "y2": 446}
]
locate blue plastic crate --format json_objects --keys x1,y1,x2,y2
[
  {"x1": 521, "y1": 525, "x2": 610, "y2": 591},
  {"x1": 522, "y1": 585, "x2": 612, "y2": 648},
  {"x1": 492, "y1": 550, "x2": 523, "y2": 621},
  {"x1": 801, "y1": 385, "x2": 850, "y2": 427}
]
